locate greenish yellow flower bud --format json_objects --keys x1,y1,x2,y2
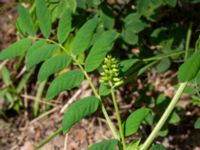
[{"x1": 100, "y1": 55, "x2": 123, "y2": 88}]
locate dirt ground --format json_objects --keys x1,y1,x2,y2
[{"x1": 0, "y1": 1, "x2": 200, "y2": 150}]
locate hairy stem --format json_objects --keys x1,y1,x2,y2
[
  {"x1": 140, "y1": 82, "x2": 187, "y2": 150},
  {"x1": 111, "y1": 87, "x2": 126, "y2": 150}
]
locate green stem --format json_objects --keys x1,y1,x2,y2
[
  {"x1": 142, "y1": 50, "x2": 184, "y2": 62},
  {"x1": 184, "y1": 23, "x2": 192, "y2": 60},
  {"x1": 140, "y1": 82, "x2": 187, "y2": 150},
  {"x1": 44, "y1": 38, "x2": 119, "y2": 139},
  {"x1": 111, "y1": 87, "x2": 126, "y2": 150},
  {"x1": 77, "y1": 64, "x2": 119, "y2": 139},
  {"x1": 34, "y1": 80, "x2": 47, "y2": 117},
  {"x1": 29, "y1": 1, "x2": 36, "y2": 14},
  {"x1": 35, "y1": 128, "x2": 62, "y2": 150}
]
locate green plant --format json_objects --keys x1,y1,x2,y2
[{"x1": 1, "y1": 0, "x2": 200, "y2": 150}]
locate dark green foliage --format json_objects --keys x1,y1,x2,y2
[
  {"x1": 0, "y1": 39, "x2": 32, "y2": 60},
  {"x1": 1, "y1": 0, "x2": 200, "y2": 149},
  {"x1": 62, "y1": 96, "x2": 100, "y2": 133},
  {"x1": 87, "y1": 139, "x2": 118, "y2": 150},
  {"x1": 46, "y1": 69, "x2": 84, "y2": 100},
  {"x1": 36, "y1": 0, "x2": 52, "y2": 38}
]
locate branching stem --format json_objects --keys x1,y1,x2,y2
[{"x1": 44, "y1": 38, "x2": 119, "y2": 139}]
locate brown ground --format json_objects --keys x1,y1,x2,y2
[{"x1": 0, "y1": 1, "x2": 200, "y2": 150}]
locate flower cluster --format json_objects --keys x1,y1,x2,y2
[{"x1": 100, "y1": 55, "x2": 123, "y2": 87}]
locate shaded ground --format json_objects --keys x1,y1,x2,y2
[{"x1": 0, "y1": 1, "x2": 200, "y2": 150}]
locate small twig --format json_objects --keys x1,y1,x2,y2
[
  {"x1": 16, "y1": 66, "x2": 26, "y2": 79},
  {"x1": 21, "y1": 94, "x2": 61, "y2": 107},
  {"x1": 30, "y1": 107, "x2": 60, "y2": 124},
  {"x1": 0, "y1": 60, "x2": 8, "y2": 70},
  {"x1": 60, "y1": 81, "x2": 89, "y2": 113},
  {"x1": 60, "y1": 89, "x2": 82, "y2": 114},
  {"x1": 63, "y1": 133, "x2": 68, "y2": 150}
]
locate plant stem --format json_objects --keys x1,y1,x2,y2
[
  {"x1": 185, "y1": 24, "x2": 192, "y2": 60},
  {"x1": 77, "y1": 64, "x2": 119, "y2": 139},
  {"x1": 142, "y1": 50, "x2": 184, "y2": 62},
  {"x1": 185, "y1": 23, "x2": 192, "y2": 60},
  {"x1": 140, "y1": 82, "x2": 187, "y2": 150},
  {"x1": 35, "y1": 128, "x2": 62, "y2": 150},
  {"x1": 34, "y1": 80, "x2": 47, "y2": 117},
  {"x1": 45, "y1": 38, "x2": 119, "y2": 139},
  {"x1": 111, "y1": 87, "x2": 126, "y2": 150}
]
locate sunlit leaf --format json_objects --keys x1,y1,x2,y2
[
  {"x1": 38, "y1": 54, "x2": 72, "y2": 81},
  {"x1": 46, "y1": 69, "x2": 84, "y2": 100},
  {"x1": 57, "y1": 9, "x2": 71, "y2": 44},
  {"x1": 17, "y1": 4, "x2": 36, "y2": 36},
  {"x1": 124, "y1": 108, "x2": 150, "y2": 136},
  {"x1": 62, "y1": 96, "x2": 100, "y2": 133},
  {"x1": 71, "y1": 17, "x2": 98, "y2": 55},
  {"x1": 85, "y1": 30, "x2": 118, "y2": 72},
  {"x1": 36, "y1": 0, "x2": 52, "y2": 38},
  {"x1": 87, "y1": 139, "x2": 118, "y2": 150},
  {"x1": 178, "y1": 52, "x2": 200, "y2": 82},
  {"x1": 0, "y1": 38, "x2": 32, "y2": 60}
]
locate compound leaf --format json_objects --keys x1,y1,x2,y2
[
  {"x1": 46, "y1": 69, "x2": 84, "y2": 100},
  {"x1": 38, "y1": 54, "x2": 72, "y2": 81},
  {"x1": 0, "y1": 38, "x2": 32, "y2": 60},
  {"x1": 71, "y1": 17, "x2": 98, "y2": 55},
  {"x1": 36, "y1": 0, "x2": 52, "y2": 38},
  {"x1": 85, "y1": 30, "x2": 118, "y2": 72},
  {"x1": 62, "y1": 96, "x2": 100, "y2": 133}
]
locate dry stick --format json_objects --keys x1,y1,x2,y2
[
  {"x1": 63, "y1": 133, "x2": 68, "y2": 150},
  {"x1": 30, "y1": 107, "x2": 60, "y2": 124},
  {"x1": 16, "y1": 66, "x2": 26, "y2": 79},
  {"x1": 21, "y1": 94, "x2": 61, "y2": 107},
  {"x1": 60, "y1": 81, "x2": 89, "y2": 114},
  {"x1": 0, "y1": 60, "x2": 8, "y2": 70}
]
